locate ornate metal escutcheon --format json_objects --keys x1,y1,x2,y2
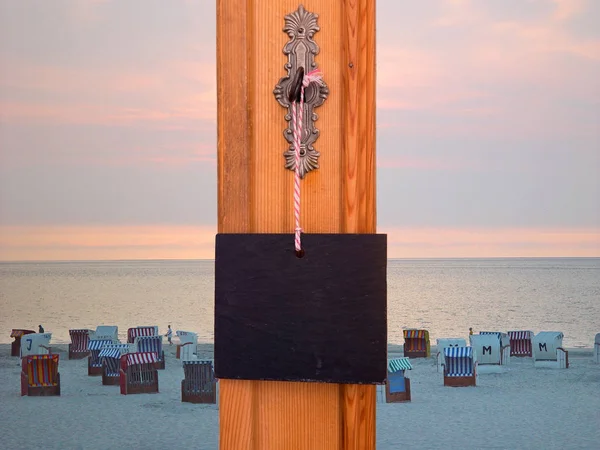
[{"x1": 273, "y1": 5, "x2": 329, "y2": 178}]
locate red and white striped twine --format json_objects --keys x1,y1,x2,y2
[{"x1": 291, "y1": 68, "x2": 324, "y2": 254}]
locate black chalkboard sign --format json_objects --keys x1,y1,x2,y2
[{"x1": 214, "y1": 233, "x2": 387, "y2": 384}]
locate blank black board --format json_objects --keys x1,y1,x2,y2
[{"x1": 214, "y1": 233, "x2": 387, "y2": 384}]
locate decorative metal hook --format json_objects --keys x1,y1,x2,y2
[{"x1": 273, "y1": 5, "x2": 329, "y2": 179}]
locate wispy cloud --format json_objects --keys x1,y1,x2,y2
[{"x1": 0, "y1": 225, "x2": 596, "y2": 261}]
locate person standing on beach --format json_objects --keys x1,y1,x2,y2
[
  {"x1": 165, "y1": 325, "x2": 173, "y2": 345},
  {"x1": 469, "y1": 327, "x2": 473, "y2": 336},
  {"x1": 38, "y1": 325, "x2": 44, "y2": 333}
]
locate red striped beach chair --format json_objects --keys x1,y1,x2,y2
[
  {"x1": 181, "y1": 360, "x2": 217, "y2": 404},
  {"x1": 87, "y1": 339, "x2": 113, "y2": 376},
  {"x1": 134, "y1": 335, "x2": 165, "y2": 369},
  {"x1": 100, "y1": 344, "x2": 134, "y2": 385},
  {"x1": 68, "y1": 329, "x2": 92, "y2": 360},
  {"x1": 443, "y1": 346, "x2": 477, "y2": 387},
  {"x1": 385, "y1": 358, "x2": 413, "y2": 403},
  {"x1": 20, "y1": 333, "x2": 52, "y2": 357},
  {"x1": 119, "y1": 352, "x2": 159, "y2": 395},
  {"x1": 127, "y1": 326, "x2": 158, "y2": 343},
  {"x1": 533, "y1": 331, "x2": 568, "y2": 369},
  {"x1": 10, "y1": 329, "x2": 36, "y2": 357},
  {"x1": 403, "y1": 329, "x2": 431, "y2": 358},
  {"x1": 176, "y1": 330, "x2": 198, "y2": 360},
  {"x1": 21, "y1": 354, "x2": 61, "y2": 396},
  {"x1": 508, "y1": 331, "x2": 534, "y2": 357}
]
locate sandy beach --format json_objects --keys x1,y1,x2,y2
[{"x1": 1, "y1": 343, "x2": 598, "y2": 450}]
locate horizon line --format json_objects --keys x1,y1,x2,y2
[{"x1": 1, "y1": 256, "x2": 599, "y2": 264}]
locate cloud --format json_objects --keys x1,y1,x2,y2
[
  {"x1": 0, "y1": 225, "x2": 217, "y2": 261},
  {"x1": 0, "y1": 225, "x2": 596, "y2": 261},
  {"x1": 379, "y1": 226, "x2": 600, "y2": 258}
]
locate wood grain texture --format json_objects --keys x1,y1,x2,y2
[
  {"x1": 217, "y1": 0, "x2": 377, "y2": 448},
  {"x1": 215, "y1": 233, "x2": 387, "y2": 384}
]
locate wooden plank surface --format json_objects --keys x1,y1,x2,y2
[{"x1": 217, "y1": 0, "x2": 377, "y2": 448}]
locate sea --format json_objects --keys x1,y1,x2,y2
[{"x1": 1, "y1": 258, "x2": 598, "y2": 347}]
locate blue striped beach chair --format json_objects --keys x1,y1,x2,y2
[
  {"x1": 100, "y1": 344, "x2": 133, "y2": 385},
  {"x1": 134, "y1": 335, "x2": 165, "y2": 370},
  {"x1": 87, "y1": 339, "x2": 112, "y2": 376},
  {"x1": 385, "y1": 357, "x2": 413, "y2": 403},
  {"x1": 181, "y1": 360, "x2": 217, "y2": 404},
  {"x1": 443, "y1": 347, "x2": 477, "y2": 387}
]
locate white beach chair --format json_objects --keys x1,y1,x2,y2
[
  {"x1": 479, "y1": 331, "x2": 511, "y2": 365},
  {"x1": 176, "y1": 330, "x2": 198, "y2": 360},
  {"x1": 20, "y1": 333, "x2": 52, "y2": 357},
  {"x1": 90, "y1": 325, "x2": 119, "y2": 343},
  {"x1": 594, "y1": 333, "x2": 600, "y2": 364},
  {"x1": 436, "y1": 338, "x2": 467, "y2": 372},
  {"x1": 532, "y1": 331, "x2": 568, "y2": 369},
  {"x1": 469, "y1": 333, "x2": 508, "y2": 374}
]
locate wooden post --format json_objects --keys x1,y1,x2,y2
[{"x1": 217, "y1": 0, "x2": 376, "y2": 448}]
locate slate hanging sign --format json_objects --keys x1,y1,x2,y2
[{"x1": 214, "y1": 233, "x2": 388, "y2": 384}]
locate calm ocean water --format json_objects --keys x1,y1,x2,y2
[{"x1": 1, "y1": 258, "x2": 598, "y2": 347}]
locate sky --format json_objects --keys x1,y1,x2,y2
[{"x1": 0, "y1": 0, "x2": 598, "y2": 260}]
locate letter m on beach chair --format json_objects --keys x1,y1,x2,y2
[
  {"x1": 21, "y1": 354, "x2": 61, "y2": 396},
  {"x1": 181, "y1": 360, "x2": 217, "y2": 404},
  {"x1": 134, "y1": 336, "x2": 165, "y2": 370},
  {"x1": 69, "y1": 329, "x2": 92, "y2": 360}
]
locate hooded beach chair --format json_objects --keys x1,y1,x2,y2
[
  {"x1": 119, "y1": 352, "x2": 159, "y2": 395},
  {"x1": 10, "y1": 329, "x2": 36, "y2": 357},
  {"x1": 127, "y1": 326, "x2": 158, "y2": 343},
  {"x1": 594, "y1": 333, "x2": 600, "y2": 364},
  {"x1": 435, "y1": 338, "x2": 467, "y2": 372},
  {"x1": 88, "y1": 339, "x2": 113, "y2": 376},
  {"x1": 181, "y1": 359, "x2": 217, "y2": 404},
  {"x1": 68, "y1": 329, "x2": 92, "y2": 360},
  {"x1": 87, "y1": 325, "x2": 119, "y2": 375},
  {"x1": 20, "y1": 333, "x2": 52, "y2": 358},
  {"x1": 508, "y1": 330, "x2": 534, "y2": 357},
  {"x1": 533, "y1": 331, "x2": 568, "y2": 369},
  {"x1": 403, "y1": 329, "x2": 431, "y2": 358},
  {"x1": 176, "y1": 330, "x2": 198, "y2": 360},
  {"x1": 20, "y1": 354, "x2": 61, "y2": 396},
  {"x1": 134, "y1": 335, "x2": 165, "y2": 369},
  {"x1": 100, "y1": 344, "x2": 134, "y2": 385},
  {"x1": 479, "y1": 331, "x2": 511, "y2": 364},
  {"x1": 469, "y1": 333, "x2": 509, "y2": 374},
  {"x1": 385, "y1": 357, "x2": 413, "y2": 403},
  {"x1": 443, "y1": 346, "x2": 477, "y2": 387},
  {"x1": 89, "y1": 325, "x2": 119, "y2": 342}
]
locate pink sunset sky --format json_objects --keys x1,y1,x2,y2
[{"x1": 0, "y1": 0, "x2": 598, "y2": 260}]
